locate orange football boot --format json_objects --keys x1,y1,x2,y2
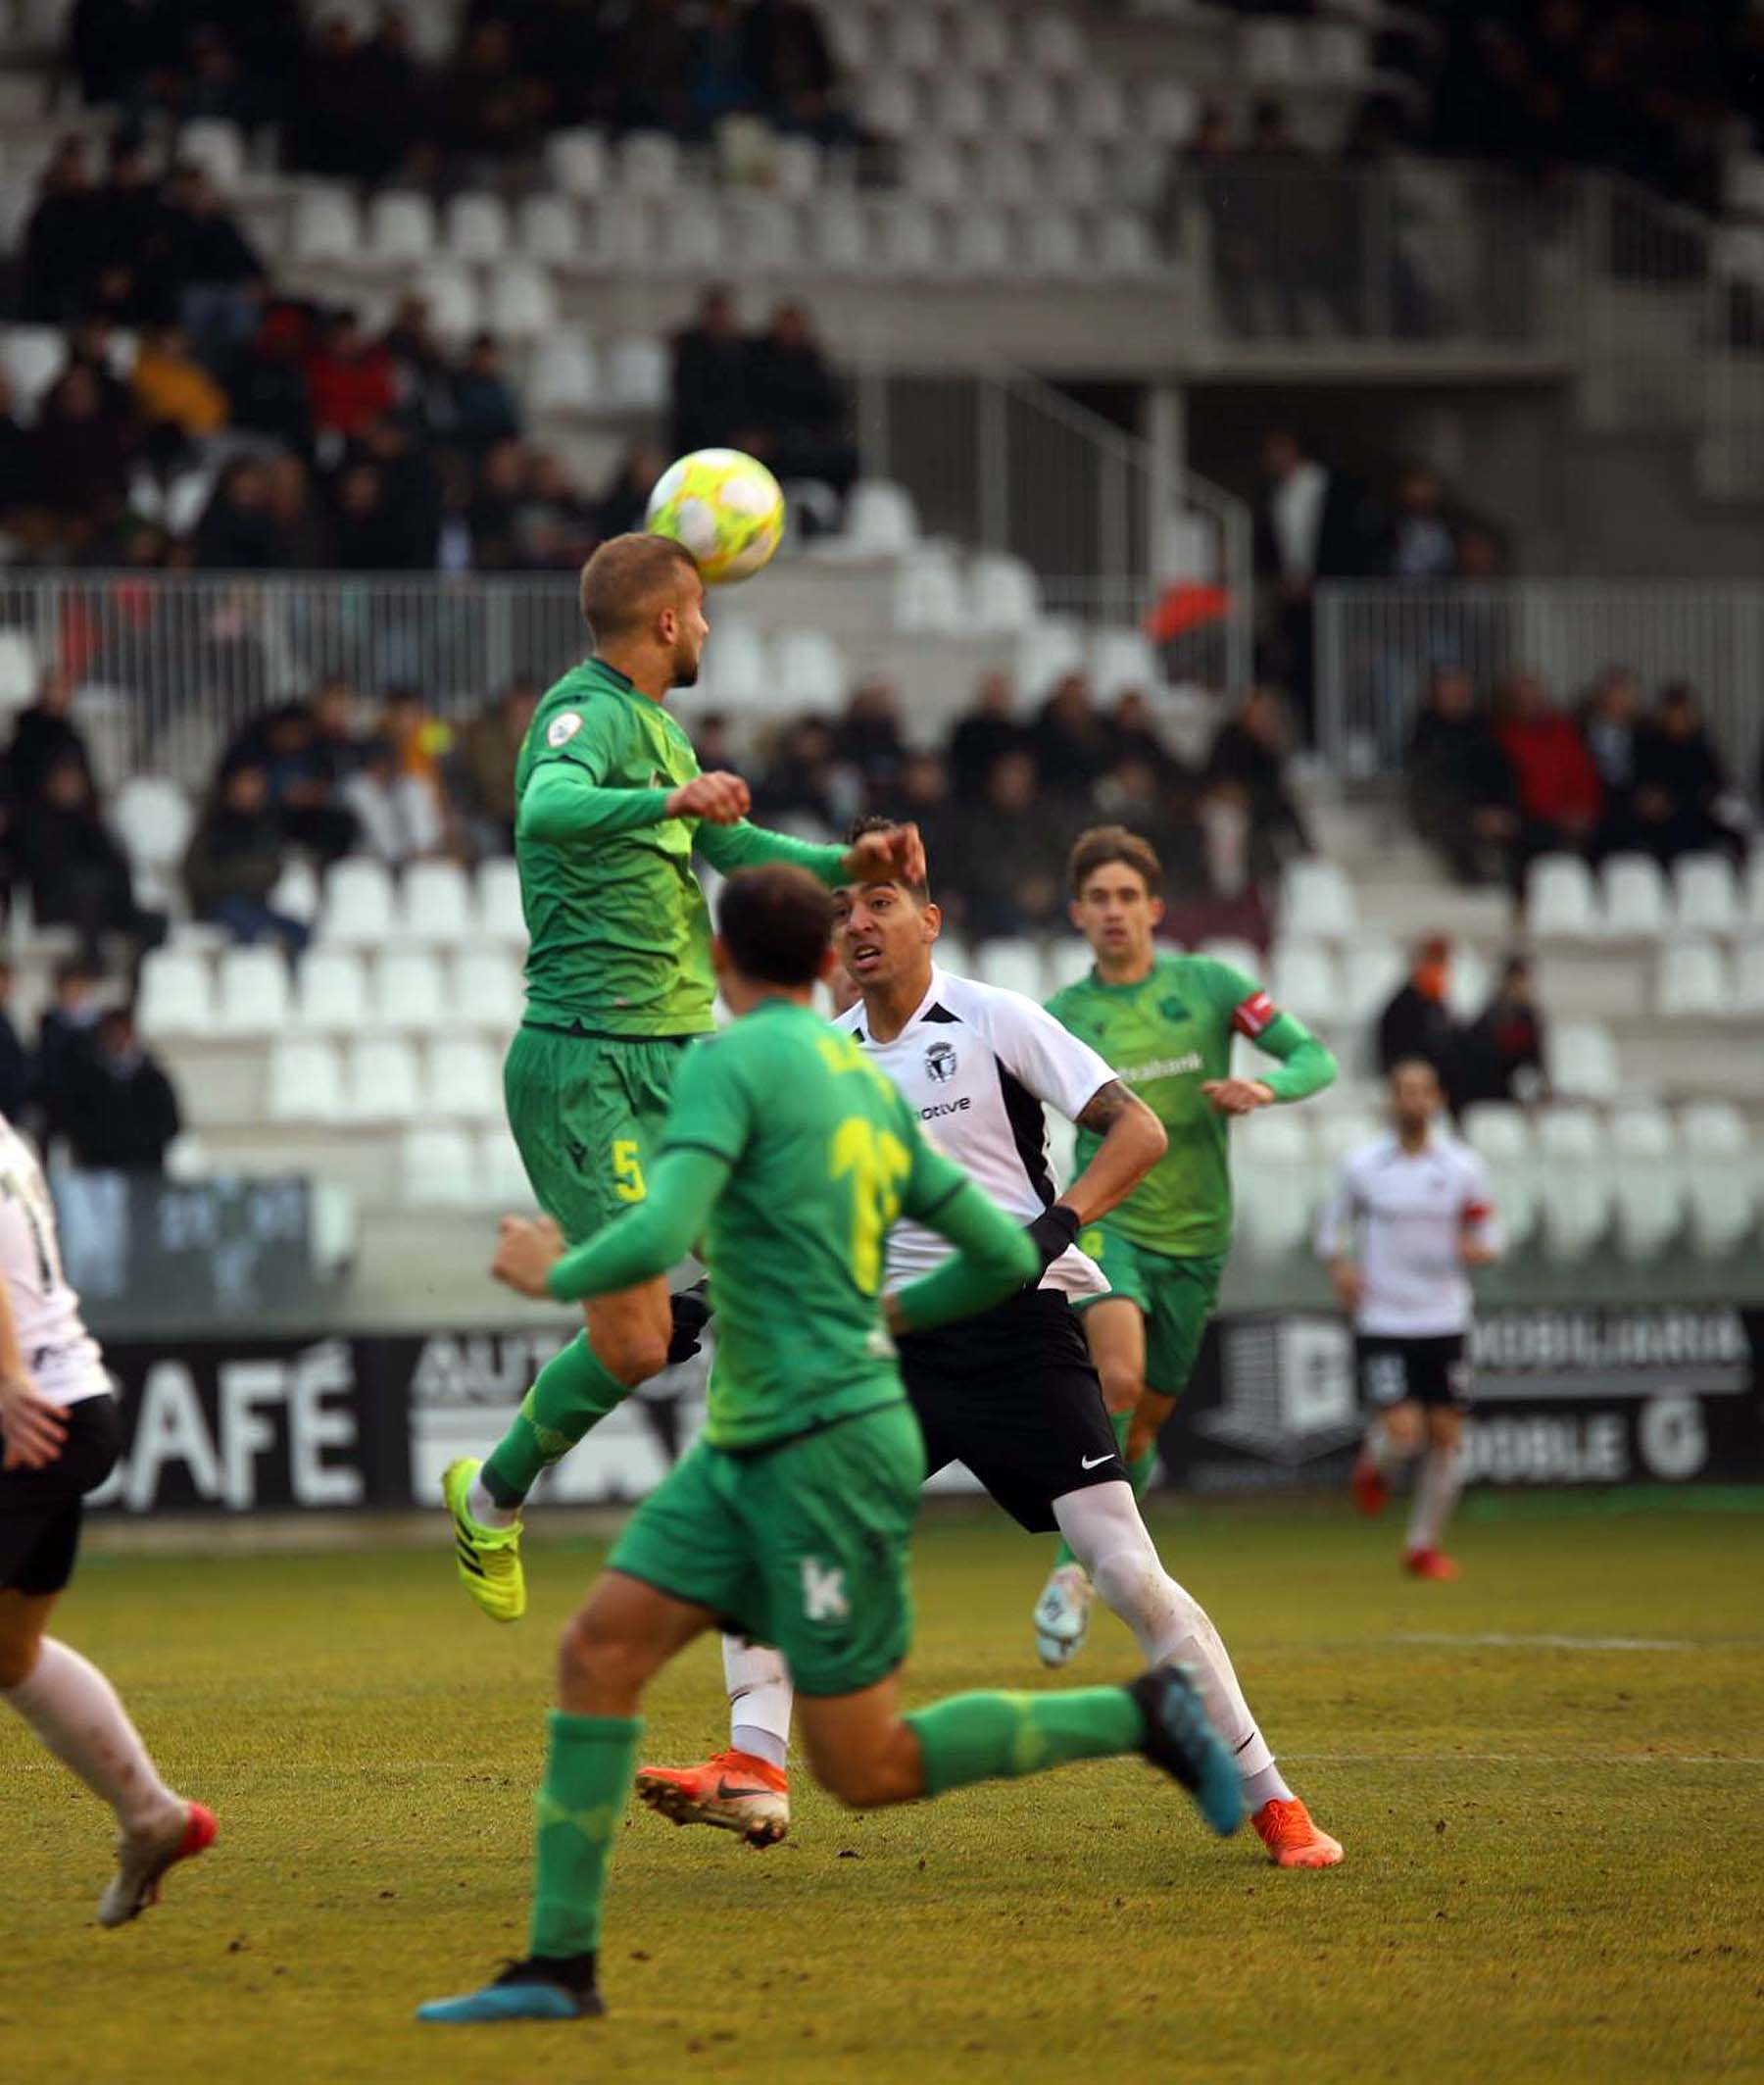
[
  {"x1": 1350, "y1": 1457, "x2": 1390, "y2": 1515},
  {"x1": 634, "y1": 1749, "x2": 790, "y2": 1847},
  {"x1": 1252, "y1": 1797, "x2": 1345, "y2": 1869},
  {"x1": 1404, "y1": 1546, "x2": 1460, "y2": 1581}
]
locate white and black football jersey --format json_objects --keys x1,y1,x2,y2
[
  {"x1": 0, "y1": 1117, "x2": 107, "y2": 1408},
  {"x1": 837, "y1": 967, "x2": 1113, "y2": 1299},
  {"x1": 1314, "y1": 1129, "x2": 1501, "y2": 1338}
]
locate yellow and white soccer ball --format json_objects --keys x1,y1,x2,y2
[{"x1": 645, "y1": 447, "x2": 786, "y2": 585}]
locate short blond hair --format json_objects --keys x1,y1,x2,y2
[{"x1": 578, "y1": 532, "x2": 699, "y2": 643}]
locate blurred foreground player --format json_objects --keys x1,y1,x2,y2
[
  {"x1": 0, "y1": 1114, "x2": 215, "y2": 1923},
  {"x1": 637, "y1": 831, "x2": 1341, "y2": 1869},
  {"x1": 1032, "y1": 828, "x2": 1337, "y2": 1663},
  {"x1": 442, "y1": 532, "x2": 921, "y2": 1620},
  {"x1": 419, "y1": 868, "x2": 1242, "y2": 2025},
  {"x1": 1315, "y1": 1060, "x2": 1501, "y2": 1579}
]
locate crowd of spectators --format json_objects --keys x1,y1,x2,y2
[
  {"x1": 1406, "y1": 663, "x2": 1748, "y2": 893},
  {"x1": 1374, "y1": 935, "x2": 1548, "y2": 1116},
  {"x1": 0, "y1": 955, "x2": 181, "y2": 1172},
  {"x1": 65, "y1": 1, "x2": 857, "y2": 181}
]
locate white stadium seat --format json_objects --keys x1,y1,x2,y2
[
  {"x1": 293, "y1": 949, "x2": 369, "y2": 1034},
  {"x1": 976, "y1": 938, "x2": 1044, "y2": 1000},
  {"x1": 347, "y1": 1037, "x2": 420, "y2": 1121},
  {"x1": 968, "y1": 553, "x2": 1041, "y2": 633},
  {"x1": 137, "y1": 949, "x2": 214, "y2": 1037},
  {"x1": 893, "y1": 552, "x2": 965, "y2": 634},
  {"x1": 1268, "y1": 940, "x2": 1338, "y2": 1025},
  {"x1": 700, "y1": 621, "x2": 767, "y2": 710},
  {"x1": 1340, "y1": 938, "x2": 1405, "y2": 1022},
  {"x1": 1311, "y1": 1110, "x2": 1384, "y2": 1169},
  {"x1": 1139, "y1": 79, "x2": 1200, "y2": 146},
  {"x1": 415, "y1": 266, "x2": 480, "y2": 341},
  {"x1": 490, "y1": 260, "x2": 559, "y2": 341},
  {"x1": 545, "y1": 128, "x2": 609, "y2": 198},
  {"x1": 402, "y1": 1125, "x2": 477, "y2": 1209},
  {"x1": 1313, "y1": 23, "x2": 1370, "y2": 77},
  {"x1": 1736, "y1": 940, "x2": 1764, "y2": 1015},
  {"x1": 859, "y1": 71, "x2": 920, "y2": 140},
  {"x1": 518, "y1": 194, "x2": 582, "y2": 267},
  {"x1": 401, "y1": 860, "x2": 473, "y2": 945},
  {"x1": 528, "y1": 330, "x2": 601, "y2": 414},
  {"x1": 1002, "y1": 74, "x2": 1057, "y2": 142},
  {"x1": 978, "y1": 139, "x2": 1038, "y2": 209},
  {"x1": 178, "y1": 118, "x2": 246, "y2": 193},
  {"x1": 375, "y1": 948, "x2": 447, "y2": 1032},
  {"x1": 1658, "y1": 938, "x2": 1731, "y2": 1018},
  {"x1": 1462, "y1": 1103, "x2": 1535, "y2": 1166},
  {"x1": 474, "y1": 857, "x2": 528, "y2": 945},
  {"x1": 1537, "y1": 1112, "x2": 1611, "y2": 1258},
  {"x1": 1745, "y1": 854, "x2": 1764, "y2": 931},
  {"x1": 367, "y1": 191, "x2": 436, "y2": 266},
  {"x1": 1546, "y1": 1020, "x2": 1622, "y2": 1103},
  {"x1": 605, "y1": 335, "x2": 668, "y2": 411},
  {"x1": 323, "y1": 858, "x2": 397, "y2": 946},
  {"x1": 1445, "y1": 945, "x2": 1492, "y2": 1022},
  {"x1": 1280, "y1": 859, "x2": 1358, "y2": 940},
  {"x1": 270, "y1": 1038, "x2": 343, "y2": 1123},
  {"x1": 1097, "y1": 211, "x2": 1158, "y2": 278},
  {"x1": 810, "y1": 194, "x2": 870, "y2": 273},
  {"x1": 1679, "y1": 1101, "x2": 1748, "y2": 1158},
  {"x1": 2, "y1": 325, "x2": 66, "y2": 414},
  {"x1": 1245, "y1": 21, "x2": 1304, "y2": 76},
  {"x1": 1027, "y1": 6, "x2": 1088, "y2": 74},
  {"x1": 871, "y1": 198, "x2": 941, "y2": 276},
  {"x1": 726, "y1": 196, "x2": 798, "y2": 274},
  {"x1": 1023, "y1": 208, "x2": 1086, "y2": 278},
  {"x1": 771, "y1": 628, "x2": 846, "y2": 714},
  {"x1": 620, "y1": 130, "x2": 681, "y2": 196},
  {"x1": 215, "y1": 945, "x2": 291, "y2": 1035},
  {"x1": 112, "y1": 777, "x2": 193, "y2": 880},
  {"x1": 1043, "y1": 938, "x2": 1093, "y2": 995},
  {"x1": 0, "y1": 629, "x2": 39, "y2": 702},
  {"x1": 1685, "y1": 1168, "x2": 1754, "y2": 1256},
  {"x1": 291, "y1": 190, "x2": 359, "y2": 265},
  {"x1": 1601, "y1": 853, "x2": 1670, "y2": 938},
  {"x1": 884, "y1": 5, "x2": 944, "y2": 73},
  {"x1": 950, "y1": 207, "x2": 1013, "y2": 277},
  {"x1": 428, "y1": 1037, "x2": 501, "y2": 1121},
  {"x1": 954, "y1": 7, "x2": 1011, "y2": 73},
  {"x1": 768, "y1": 136, "x2": 821, "y2": 202},
  {"x1": 269, "y1": 857, "x2": 322, "y2": 923},
  {"x1": 1197, "y1": 936, "x2": 1261, "y2": 979},
  {"x1": 445, "y1": 192, "x2": 510, "y2": 265},
  {"x1": 1043, "y1": 141, "x2": 1106, "y2": 209},
  {"x1": 655, "y1": 194, "x2": 723, "y2": 275},
  {"x1": 928, "y1": 74, "x2": 988, "y2": 142},
  {"x1": 1527, "y1": 854, "x2": 1597, "y2": 937},
  {"x1": 453, "y1": 949, "x2": 523, "y2": 1032},
  {"x1": 477, "y1": 1123, "x2": 534, "y2": 1210},
  {"x1": 1089, "y1": 626, "x2": 1159, "y2": 699},
  {"x1": 1014, "y1": 620, "x2": 1087, "y2": 699},
  {"x1": 842, "y1": 480, "x2": 920, "y2": 556},
  {"x1": 1074, "y1": 75, "x2": 1128, "y2": 143},
  {"x1": 1673, "y1": 853, "x2": 1741, "y2": 935}
]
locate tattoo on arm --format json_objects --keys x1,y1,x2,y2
[{"x1": 1075, "y1": 1079, "x2": 1137, "y2": 1135}]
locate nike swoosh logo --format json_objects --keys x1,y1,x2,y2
[
  {"x1": 1080, "y1": 1453, "x2": 1116, "y2": 1470},
  {"x1": 715, "y1": 1779, "x2": 774, "y2": 1801}
]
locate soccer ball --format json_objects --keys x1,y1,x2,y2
[{"x1": 646, "y1": 448, "x2": 786, "y2": 585}]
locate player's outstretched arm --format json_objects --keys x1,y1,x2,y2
[
  {"x1": 1054, "y1": 1078, "x2": 1167, "y2": 1230},
  {"x1": 696, "y1": 817, "x2": 925, "y2": 893},
  {"x1": 516, "y1": 761, "x2": 753, "y2": 844},
  {"x1": 888, "y1": 1163, "x2": 1041, "y2": 1337},
  {"x1": 495, "y1": 1150, "x2": 730, "y2": 1306}
]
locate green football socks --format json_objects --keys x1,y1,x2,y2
[
  {"x1": 482, "y1": 1334, "x2": 627, "y2": 1508},
  {"x1": 527, "y1": 1712, "x2": 643, "y2": 1960},
  {"x1": 1051, "y1": 1412, "x2": 1156, "y2": 1572},
  {"x1": 906, "y1": 1687, "x2": 1145, "y2": 1796}
]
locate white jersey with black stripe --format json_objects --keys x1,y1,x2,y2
[
  {"x1": 0, "y1": 1117, "x2": 107, "y2": 1408},
  {"x1": 1314, "y1": 1128, "x2": 1501, "y2": 1338},
  {"x1": 836, "y1": 966, "x2": 1114, "y2": 1299}
]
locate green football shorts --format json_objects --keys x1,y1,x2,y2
[
  {"x1": 1075, "y1": 1224, "x2": 1226, "y2": 1403},
  {"x1": 503, "y1": 1024, "x2": 690, "y2": 1242},
  {"x1": 610, "y1": 1400, "x2": 924, "y2": 1698}
]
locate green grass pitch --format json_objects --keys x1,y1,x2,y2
[{"x1": 5, "y1": 1496, "x2": 1762, "y2": 2084}]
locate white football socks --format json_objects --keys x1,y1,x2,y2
[
  {"x1": 4, "y1": 1638, "x2": 184, "y2": 1837},
  {"x1": 1053, "y1": 1481, "x2": 1292, "y2": 1806},
  {"x1": 1362, "y1": 1421, "x2": 1411, "y2": 1476},
  {"x1": 466, "y1": 1474, "x2": 519, "y2": 1530},
  {"x1": 723, "y1": 1634, "x2": 792, "y2": 1770},
  {"x1": 1407, "y1": 1441, "x2": 1468, "y2": 1554}
]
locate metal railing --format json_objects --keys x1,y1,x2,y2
[
  {"x1": 1314, "y1": 579, "x2": 1764, "y2": 779},
  {"x1": 851, "y1": 361, "x2": 1253, "y2": 691}
]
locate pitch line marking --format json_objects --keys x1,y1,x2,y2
[
  {"x1": 1285, "y1": 1752, "x2": 1764, "y2": 1767},
  {"x1": 1384, "y1": 1631, "x2": 1762, "y2": 1653}
]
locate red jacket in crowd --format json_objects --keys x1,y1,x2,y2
[
  {"x1": 1496, "y1": 714, "x2": 1602, "y2": 827},
  {"x1": 304, "y1": 340, "x2": 397, "y2": 438}
]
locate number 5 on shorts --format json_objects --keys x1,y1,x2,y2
[{"x1": 612, "y1": 1138, "x2": 647, "y2": 1204}]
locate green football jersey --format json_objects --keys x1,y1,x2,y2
[
  {"x1": 1048, "y1": 952, "x2": 1273, "y2": 1258},
  {"x1": 660, "y1": 999, "x2": 963, "y2": 1452}
]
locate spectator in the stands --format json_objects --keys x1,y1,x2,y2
[
  {"x1": 745, "y1": 0, "x2": 847, "y2": 139},
  {"x1": 594, "y1": 445, "x2": 666, "y2": 542},
  {"x1": 354, "y1": 4, "x2": 428, "y2": 186},
  {"x1": 436, "y1": 18, "x2": 547, "y2": 172},
  {"x1": 745, "y1": 302, "x2": 858, "y2": 500},
  {"x1": 948, "y1": 670, "x2": 1031, "y2": 799},
  {"x1": 381, "y1": 685, "x2": 454, "y2": 854},
  {"x1": 249, "y1": 701, "x2": 360, "y2": 865},
  {"x1": 452, "y1": 333, "x2": 524, "y2": 454},
  {"x1": 226, "y1": 303, "x2": 316, "y2": 453},
  {"x1": 518, "y1": 452, "x2": 596, "y2": 571},
  {"x1": 329, "y1": 462, "x2": 407, "y2": 571},
  {"x1": 892, "y1": 752, "x2": 963, "y2": 911},
  {"x1": 0, "y1": 372, "x2": 31, "y2": 532},
  {"x1": 20, "y1": 134, "x2": 104, "y2": 322},
  {"x1": 28, "y1": 363, "x2": 135, "y2": 545},
  {"x1": 670, "y1": 287, "x2": 751, "y2": 456},
  {"x1": 14, "y1": 755, "x2": 164, "y2": 968},
  {"x1": 132, "y1": 325, "x2": 229, "y2": 442},
  {"x1": 1494, "y1": 670, "x2": 1602, "y2": 867},
  {"x1": 69, "y1": 0, "x2": 160, "y2": 110},
  {"x1": 175, "y1": 24, "x2": 266, "y2": 130},
  {"x1": 382, "y1": 295, "x2": 458, "y2": 437},
  {"x1": 1581, "y1": 665, "x2": 1646, "y2": 856},
  {"x1": 341, "y1": 733, "x2": 445, "y2": 867},
  {"x1": 611, "y1": 0, "x2": 694, "y2": 133},
  {"x1": 88, "y1": 135, "x2": 170, "y2": 326},
  {"x1": 1254, "y1": 429, "x2": 1372, "y2": 735},
  {"x1": 358, "y1": 414, "x2": 445, "y2": 569},
  {"x1": 0, "y1": 963, "x2": 30, "y2": 1124},
  {"x1": 951, "y1": 750, "x2": 1071, "y2": 940},
  {"x1": 1376, "y1": 935, "x2": 1465, "y2": 1111},
  {"x1": 305, "y1": 312, "x2": 397, "y2": 441},
  {"x1": 3, "y1": 670, "x2": 95, "y2": 809},
  {"x1": 288, "y1": 15, "x2": 381, "y2": 182},
  {"x1": 1109, "y1": 689, "x2": 1183, "y2": 784},
  {"x1": 1633, "y1": 681, "x2": 1745, "y2": 864},
  {"x1": 1405, "y1": 665, "x2": 1519, "y2": 885},
  {"x1": 36, "y1": 957, "x2": 105, "y2": 1153},
  {"x1": 467, "y1": 438, "x2": 528, "y2": 570},
  {"x1": 1386, "y1": 465, "x2": 1457, "y2": 579},
  {"x1": 833, "y1": 676, "x2": 906, "y2": 797},
  {"x1": 162, "y1": 164, "x2": 268, "y2": 364},
  {"x1": 265, "y1": 453, "x2": 328, "y2": 567},
  {"x1": 1205, "y1": 687, "x2": 1313, "y2": 877},
  {"x1": 455, "y1": 677, "x2": 541, "y2": 854},
  {"x1": 1459, "y1": 955, "x2": 1548, "y2": 1109},
  {"x1": 752, "y1": 718, "x2": 851, "y2": 833},
  {"x1": 64, "y1": 1005, "x2": 181, "y2": 1175},
  {"x1": 1033, "y1": 672, "x2": 1116, "y2": 800},
  {"x1": 183, "y1": 762, "x2": 309, "y2": 956},
  {"x1": 687, "y1": 0, "x2": 760, "y2": 131}
]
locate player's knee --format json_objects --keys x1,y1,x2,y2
[
  {"x1": 1429, "y1": 1408, "x2": 1464, "y2": 1451},
  {"x1": 1096, "y1": 1362, "x2": 1143, "y2": 1417},
  {"x1": 595, "y1": 1323, "x2": 670, "y2": 1388},
  {"x1": 1385, "y1": 1404, "x2": 1424, "y2": 1455},
  {"x1": 0, "y1": 1621, "x2": 44, "y2": 1690},
  {"x1": 807, "y1": 1729, "x2": 916, "y2": 1810}
]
